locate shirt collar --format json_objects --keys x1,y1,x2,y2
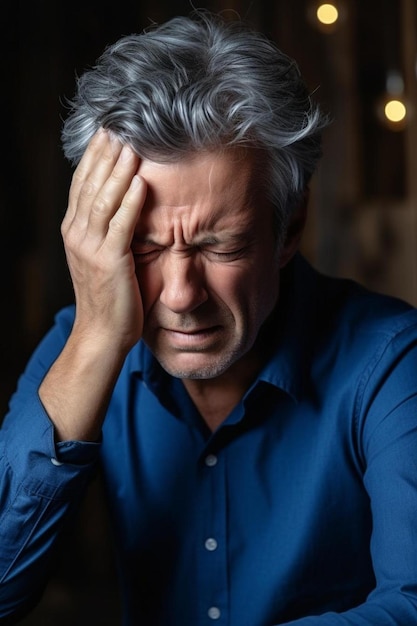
[{"x1": 255, "y1": 253, "x2": 318, "y2": 402}]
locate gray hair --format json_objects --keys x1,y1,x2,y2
[{"x1": 61, "y1": 11, "x2": 329, "y2": 239}]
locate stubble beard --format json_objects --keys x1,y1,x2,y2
[{"x1": 150, "y1": 339, "x2": 247, "y2": 380}]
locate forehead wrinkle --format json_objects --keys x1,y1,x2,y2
[
  {"x1": 207, "y1": 161, "x2": 216, "y2": 195},
  {"x1": 185, "y1": 171, "x2": 259, "y2": 244},
  {"x1": 136, "y1": 148, "x2": 262, "y2": 244}
]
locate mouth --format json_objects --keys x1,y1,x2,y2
[{"x1": 161, "y1": 325, "x2": 222, "y2": 350}]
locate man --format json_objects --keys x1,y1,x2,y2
[{"x1": 1, "y1": 11, "x2": 417, "y2": 625}]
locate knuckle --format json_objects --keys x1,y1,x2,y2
[
  {"x1": 63, "y1": 226, "x2": 80, "y2": 251},
  {"x1": 60, "y1": 218, "x2": 69, "y2": 238},
  {"x1": 108, "y1": 214, "x2": 125, "y2": 234},
  {"x1": 79, "y1": 178, "x2": 98, "y2": 199},
  {"x1": 91, "y1": 196, "x2": 111, "y2": 217},
  {"x1": 109, "y1": 165, "x2": 128, "y2": 186}
]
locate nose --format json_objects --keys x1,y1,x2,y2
[{"x1": 159, "y1": 251, "x2": 208, "y2": 313}]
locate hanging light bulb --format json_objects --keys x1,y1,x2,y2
[
  {"x1": 377, "y1": 71, "x2": 409, "y2": 131},
  {"x1": 308, "y1": 2, "x2": 344, "y2": 33},
  {"x1": 384, "y1": 99, "x2": 407, "y2": 124},
  {"x1": 316, "y1": 3, "x2": 339, "y2": 26}
]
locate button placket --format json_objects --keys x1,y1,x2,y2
[{"x1": 198, "y1": 447, "x2": 228, "y2": 623}]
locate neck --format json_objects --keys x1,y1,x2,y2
[
  {"x1": 181, "y1": 289, "x2": 288, "y2": 432},
  {"x1": 182, "y1": 350, "x2": 263, "y2": 432}
]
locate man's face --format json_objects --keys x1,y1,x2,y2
[{"x1": 133, "y1": 149, "x2": 283, "y2": 380}]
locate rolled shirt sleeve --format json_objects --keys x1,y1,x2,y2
[{"x1": 0, "y1": 306, "x2": 99, "y2": 619}]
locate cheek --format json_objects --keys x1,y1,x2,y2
[
  {"x1": 206, "y1": 262, "x2": 279, "y2": 315},
  {"x1": 205, "y1": 264, "x2": 247, "y2": 300}
]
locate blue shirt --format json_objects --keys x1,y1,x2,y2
[{"x1": 1, "y1": 254, "x2": 417, "y2": 625}]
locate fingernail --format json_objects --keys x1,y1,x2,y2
[
  {"x1": 130, "y1": 175, "x2": 141, "y2": 189},
  {"x1": 120, "y1": 144, "x2": 134, "y2": 162}
]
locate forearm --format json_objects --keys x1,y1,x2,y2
[{"x1": 39, "y1": 329, "x2": 129, "y2": 442}]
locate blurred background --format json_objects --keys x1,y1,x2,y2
[{"x1": 1, "y1": 0, "x2": 416, "y2": 623}]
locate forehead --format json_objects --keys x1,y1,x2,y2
[{"x1": 137, "y1": 148, "x2": 263, "y2": 220}]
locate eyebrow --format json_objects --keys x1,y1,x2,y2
[
  {"x1": 193, "y1": 232, "x2": 251, "y2": 246},
  {"x1": 132, "y1": 231, "x2": 252, "y2": 248}
]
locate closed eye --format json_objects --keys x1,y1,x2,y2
[
  {"x1": 202, "y1": 247, "x2": 247, "y2": 262},
  {"x1": 131, "y1": 245, "x2": 163, "y2": 263}
]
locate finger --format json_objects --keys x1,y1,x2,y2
[
  {"x1": 106, "y1": 174, "x2": 147, "y2": 255},
  {"x1": 85, "y1": 144, "x2": 140, "y2": 238},
  {"x1": 63, "y1": 129, "x2": 123, "y2": 228},
  {"x1": 63, "y1": 129, "x2": 107, "y2": 226},
  {"x1": 70, "y1": 131, "x2": 124, "y2": 228}
]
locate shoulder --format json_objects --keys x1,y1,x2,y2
[
  {"x1": 310, "y1": 269, "x2": 417, "y2": 415},
  {"x1": 289, "y1": 256, "x2": 417, "y2": 382},
  {"x1": 295, "y1": 255, "x2": 417, "y2": 345},
  {"x1": 319, "y1": 272, "x2": 416, "y2": 343}
]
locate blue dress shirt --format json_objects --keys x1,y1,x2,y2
[{"x1": 1, "y1": 254, "x2": 417, "y2": 625}]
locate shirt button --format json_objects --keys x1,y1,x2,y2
[
  {"x1": 205, "y1": 454, "x2": 218, "y2": 467},
  {"x1": 208, "y1": 606, "x2": 221, "y2": 620},
  {"x1": 50, "y1": 457, "x2": 64, "y2": 467},
  {"x1": 205, "y1": 537, "x2": 218, "y2": 551}
]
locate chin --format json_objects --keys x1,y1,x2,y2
[{"x1": 157, "y1": 352, "x2": 239, "y2": 381}]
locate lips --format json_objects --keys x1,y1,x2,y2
[
  {"x1": 167, "y1": 327, "x2": 212, "y2": 334},
  {"x1": 161, "y1": 325, "x2": 222, "y2": 349}
]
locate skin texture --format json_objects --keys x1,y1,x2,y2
[
  {"x1": 39, "y1": 131, "x2": 305, "y2": 437},
  {"x1": 135, "y1": 151, "x2": 280, "y2": 378}
]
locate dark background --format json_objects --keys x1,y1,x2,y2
[{"x1": 1, "y1": 0, "x2": 416, "y2": 623}]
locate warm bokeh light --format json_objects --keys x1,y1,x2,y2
[
  {"x1": 384, "y1": 99, "x2": 407, "y2": 123},
  {"x1": 316, "y1": 3, "x2": 339, "y2": 25}
]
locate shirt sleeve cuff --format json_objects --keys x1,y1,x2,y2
[
  {"x1": 2, "y1": 393, "x2": 100, "y2": 499},
  {"x1": 55, "y1": 438, "x2": 101, "y2": 465}
]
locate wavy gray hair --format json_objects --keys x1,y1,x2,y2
[{"x1": 61, "y1": 11, "x2": 329, "y2": 240}]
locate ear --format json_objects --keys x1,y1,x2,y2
[{"x1": 278, "y1": 189, "x2": 309, "y2": 268}]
